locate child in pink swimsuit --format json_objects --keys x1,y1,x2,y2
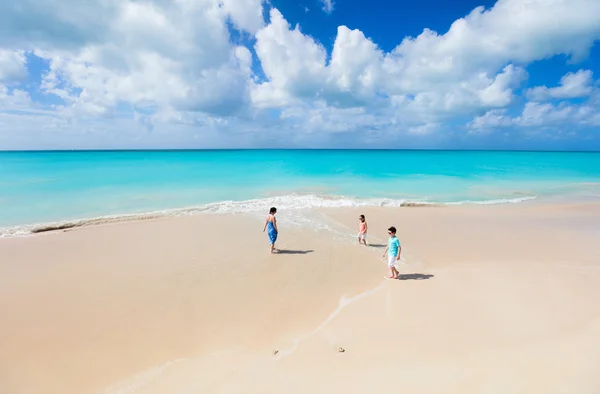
[{"x1": 357, "y1": 214, "x2": 368, "y2": 246}]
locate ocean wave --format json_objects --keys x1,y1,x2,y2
[
  {"x1": 444, "y1": 196, "x2": 537, "y2": 205},
  {"x1": 0, "y1": 194, "x2": 537, "y2": 237}
]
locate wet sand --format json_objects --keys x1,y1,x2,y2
[{"x1": 1, "y1": 202, "x2": 599, "y2": 393}]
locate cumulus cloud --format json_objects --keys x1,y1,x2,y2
[
  {"x1": 253, "y1": 0, "x2": 600, "y2": 131},
  {"x1": 3, "y1": 0, "x2": 264, "y2": 119},
  {"x1": 477, "y1": 65, "x2": 528, "y2": 107},
  {"x1": 471, "y1": 68, "x2": 600, "y2": 132},
  {"x1": 469, "y1": 109, "x2": 514, "y2": 133},
  {"x1": 517, "y1": 101, "x2": 600, "y2": 127},
  {"x1": 1, "y1": 0, "x2": 600, "y2": 148},
  {"x1": 526, "y1": 69, "x2": 595, "y2": 101},
  {"x1": 0, "y1": 85, "x2": 31, "y2": 109},
  {"x1": 470, "y1": 96, "x2": 600, "y2": 132},
  {"x1": 0, "y1": 50, "x2": 27, "y2": 83},
  {"x1": 252, "y1": 9, "x2": 329, "y2": 107}
]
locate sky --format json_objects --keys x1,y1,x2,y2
[{"x1": 0, "y1": 0, "x2": 599, "y2": 150}]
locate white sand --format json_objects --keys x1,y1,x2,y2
[{"x1": 1, "y1": 202, "x2": 599, "y2": 393}]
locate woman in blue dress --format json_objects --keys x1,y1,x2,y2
[{"x1": 263, "y1": 207, "x2": 279, "y2": 254}]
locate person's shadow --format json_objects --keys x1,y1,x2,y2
[
  {"x1": 368, "y1": 244, "x2": 386, "y2": 248},
  {"x1": 277, "y1": 249, "x2": 314, "y2": 255},
  {"x1": 395, "y1": 273, "x2": 434, "y2": 280}
]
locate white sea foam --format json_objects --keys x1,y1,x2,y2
[
  {"x1": 275, "y1": 279, "x2": 389, "y2": 358},
  {"x1": 444, "y1": 196, "x2": 537, "y2": 205},
  {"x1": 0, "y1": 193, "x2": 537, "y2": 237}
]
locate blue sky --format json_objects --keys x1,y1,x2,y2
[{"x1": 0, "y1": 0, "x2": 599, "y2": 150}]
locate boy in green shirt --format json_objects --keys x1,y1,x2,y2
[{"x1": 382, "y1": 226, "x2": 401, "y2": 279}]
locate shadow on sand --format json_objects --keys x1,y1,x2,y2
[
  {"x1": 395, "y1": 273, "x2": 434, "y2": 281},
  {"x1": 276, "y1": 249, "x2": 314, "y2": 255},
  {"x1": 368, "y1": 244, "x2": 386, "y2": 248}
]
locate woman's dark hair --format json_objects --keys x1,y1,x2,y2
[
  {"x1": 269, "y1": 207, "x2": 277, "y2": 214},
  {"x1": 388, "y1": 226, "x2": 397, "y2": 234},
  {"x1": 359, "y1": 214, "x2": 365, "y2": 220}
]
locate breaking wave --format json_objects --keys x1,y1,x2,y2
[{"x1": 0, "y1": 194, "x2": 536, "y2": 237}]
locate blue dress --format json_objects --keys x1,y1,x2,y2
[{"x1": 267, "y1": 220, "x2": 278, "y2": 245}]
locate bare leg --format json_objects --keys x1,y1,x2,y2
[
  {"x1": 388, "y1": 266, "x2": 395, "y2": 278},
  {"x1": 357, "y1": 236, "x2": 361, "y2": 244},
  {"x1": 392, "y1": 266, "x2": 400, "y2": 279},
  {"x1": 270, "y1": 243, "x2": 275, "y2": 254},
  {"x1": 362, "y1": 239, "x2": 368, "y2": 246}
]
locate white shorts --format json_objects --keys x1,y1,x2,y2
[
  {"x1": 357, "y1": 233, "x2": 367, "y2": 240},
  {"x1": 388, "y1": 254, "x2": 399, "y2": 267}
]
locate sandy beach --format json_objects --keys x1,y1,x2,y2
[{"x1": 2, "y1": 202, "x2": 600, "y2": 394}]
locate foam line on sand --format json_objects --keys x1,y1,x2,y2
[{"x1": 275, "y1": 279, "x2": 388, "y2": 359}]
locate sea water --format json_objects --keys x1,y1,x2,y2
[{"x1": 1, "y1": 150, "x2": 599, "y2": 235}]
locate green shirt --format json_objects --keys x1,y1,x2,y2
[{"x1": 388, "y1": 237, "x2": 400, "y2": 257}]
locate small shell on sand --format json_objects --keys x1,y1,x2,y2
[
  {"x1": 337, "y1": 347, "x2": 345, "y2": 353},
  {"x1": 273, "y1": 350, "x2": 279, "y2": 355}
]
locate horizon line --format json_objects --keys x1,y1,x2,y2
[{"x1": 1, "y1": 148, "x2": 600, "y2": 153}]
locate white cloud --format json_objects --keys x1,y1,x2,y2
[
  {"x1": 3, "y1": 0, "x2": 264, "y2": 120},
  {"x1": 0, "y1": 0, "x2": 265, "y2": 47},
  {"x1": 328, "y1": 26, "x2": 384, "y2": 104},
  {"x1": 526, "y1": 69, "x2": 594, "y2": 101},
  {"x1": 478, "y1": 65, "x2": 527, "y2": 107},
  {"x1": 0, "y1": 1, "x2": 118, "y2": 49},
  {"x1": 408, "y1": 123, "x2": 440, "y2": 135},
  {"x1": 374, "y1": 0, "x2": 600, "y2": 101},
  {"x1": 0, "y1": 85, "x2": 31, "y2": 109},
  {"x1": 320, "y1": 0, "x2": 334, "y2": 14},
  {"x1": 517, "y1": 101, "x2": 598, "y2": 126},
  {"x1": 221, "y1": 0, "x2": 265, "y2": 34},
  {"x1": 1, "y1": 0, "x2": 600, "y2": 149},
  {"x1": 469, "y1": 109, "x2": 514, "y2": 132},
  {"x1": 253, "y1": 0, "x2": 600, "y2": 129},
  {"x1": 279, "y1": 101, "x2": 390, "y2": 134},
  {"x1": 0, "y1": 50, "x2": 27, "y2": 83},
  {"x1": 469, "y1": 97, "x2": 600, "y2": 132}
]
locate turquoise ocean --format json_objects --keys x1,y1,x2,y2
[{"x1": 1, "y1": 150, "x2": 599, "y2": 236}]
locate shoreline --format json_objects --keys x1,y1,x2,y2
[{"x1": 0, "y1": 193, "x2": 542, "y2": 237}]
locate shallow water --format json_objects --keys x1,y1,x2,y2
[{"x1": 1, "y1": 150, "x2": 599, "y2": 235}]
